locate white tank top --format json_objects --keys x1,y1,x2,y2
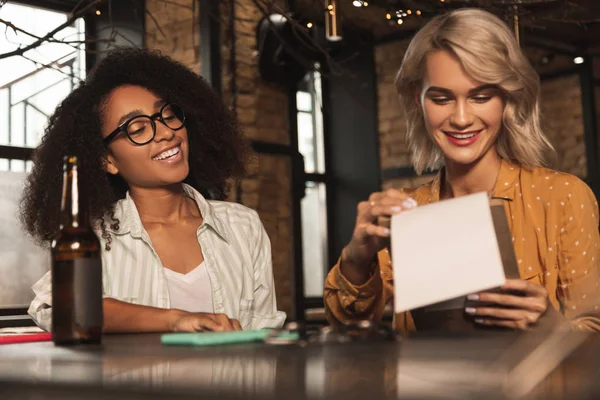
[{"x1": 164, "y1": 262, "x2": 214, "y2": 313}]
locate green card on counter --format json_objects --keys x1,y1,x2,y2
[{"x1": 161, "y1": 330, "x2": 299, "y2": 347}]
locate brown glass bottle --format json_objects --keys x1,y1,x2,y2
[{"x1": 51, "y1": 156, "x2": 103, "y2": 345}]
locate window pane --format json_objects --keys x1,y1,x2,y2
[
  {"x1": 0, "y1": 90, "x2": 8, "y2": 145},
  {"x1": 296, "y1": 71, "x2": 325, "y2": 174},
  {"x1": 9, "y1": 160, "x2": 26, "y2": 172},
  {"x1": 312, "y1": 71, "x2": 325, "y2": 174},
  {"x1": 0, "y1": 170, "x2": 51, "y2": 307},
  {"x1": 0, "y1": 159, "x2": 32, "y2": 172},
  {"x1": 301, "y1": 182, "x2": 329, "y2": 297},
  {"x1": 0, "y1": 3, "x2": 85, "y2": 150},
  {"x1": 296, "y1": 91, "x2": 312, "y2": 112},
  {"x1": 9, "y1": 103, "x2": 24, "y2": 147},
  {"x1": 298, "y1": 112, "x2": 315, "y2": 173}
]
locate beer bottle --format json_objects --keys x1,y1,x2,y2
[{"x1": 51, "y1": 156, "x2": 103, "y2": 345}]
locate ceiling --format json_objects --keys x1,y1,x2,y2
[
  {"x1": 10, "y1": 0, "x2": 81, "y2": 12},
  {"x1": 291, "y1": 0, "x2": 600, "y2": 77},
  {"x1": 293, "y1": 0, "x2": 600, "y2": 54}
]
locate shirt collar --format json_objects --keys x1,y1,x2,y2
[
  {"x1": 430, "y1": 169, "x2": 442, "y2": 203},
  {"x1": 491, "y1": 159, "x2": 520, "y2": 201},
  {"x1": 106, "y1": 183, "x2": 229, "y2": 243},
  {"x1": 428, "y1": 158, "x2": 519, "y2": 202},
  {"x1": 182, "y1": 183, "x2": 229, "y2": 242}
]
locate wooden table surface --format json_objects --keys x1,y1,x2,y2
[{"x1": 0, "y1": 330, "x2": 598, "y2": 400}]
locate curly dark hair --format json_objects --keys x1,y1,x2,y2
[{"x1": 20, "y1": 48, "x2": 250, "y2": 248}]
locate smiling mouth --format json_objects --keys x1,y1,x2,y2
[
  {"x1": 152, "y1": 145, "x2": 181, "y2": 161},
  {"x1": 444, "y1": 130, "x2": 482, "y2": 140}
]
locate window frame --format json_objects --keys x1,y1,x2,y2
[
  {"x1": 0, "y1": 0, "x2": 86, "y2": 167},
  {"x1": 295, "y1": 71, "x2": 331, "y2": 310},
  {"x1": 0, "y1": 0, "x2": 145, "y2": 170}
]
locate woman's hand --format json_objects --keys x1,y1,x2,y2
[
  {"x1": 169, "y1": 311, "x2": 242, "y2": 332},
  {"x1": 340, "y1": 189, "x2": 417, "y2": 284},
  {"x1": 465, "y1": 279, "x2": 550, "y2": 330}
]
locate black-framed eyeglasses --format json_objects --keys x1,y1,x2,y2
[{"x1": 103, "y1": 103, "x2": 186, "y2": 146}]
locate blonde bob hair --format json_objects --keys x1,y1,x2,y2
[{"x1": 395, "y1": 8, "x2": 554, "y2": 174}]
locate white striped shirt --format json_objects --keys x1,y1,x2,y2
[{"x1": 28, "y1": 184, "x2": 286, "y2": 331}]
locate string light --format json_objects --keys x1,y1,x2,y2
[
  {"x1": 372, "y1": 4, "x2": 424, "y2": 25},
  {"x1": 383, "y1": 7, "x2": 418, "y2": 25},
  {"x1": 95, "y1": 9, "x2": 101, "y2": 15},
  {"x1": 352, "y1": 0, "x2": 369, "y2": 6},
  {"x1": 306, "y1": 22, "x2": 313, "y2": 28}
]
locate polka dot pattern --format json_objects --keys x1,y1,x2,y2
[{"x1": 325, "y1": 160, "x2": 600, "y2": 332}]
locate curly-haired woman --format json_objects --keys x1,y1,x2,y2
[{"x1": 23, "y1": 48, "x2": 286, "y2": 333}]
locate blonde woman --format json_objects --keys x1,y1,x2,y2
[{"x1": 324, "y1": 8, "x2": 600, "y2": 332}]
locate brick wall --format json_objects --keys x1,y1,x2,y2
[
  {"x1": 375, "y1": 39, "x2": 588, "y2": 191},
  {"x1": 376, "y1": 40, "x2": 409, "y2": 173},
  {"x1": 145, "y1": 0, "x2": 200, "y2": 73},
  {"x1": 541, "y1": 75, "x2": 586, "y2": 178},
  {"x1": 241, "y1": 155, "x2": 293, "y2": 317},
  {"x1": 220, "y1": 1, "x2": 291, "y2": 145},
  {"x1": 145, "y1": 0, "x2": 295, "y2": 319}
]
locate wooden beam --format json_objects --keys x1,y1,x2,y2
[{"x1": 0, "y1": 145, "x2": 34, "y2": 160}]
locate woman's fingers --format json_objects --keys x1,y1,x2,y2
[
  {"x1": 355, "y1": 222, "x2": 391, "y2": 239},
  {"x1": 231, "y1": 319, "x2": 242, "y2": 331},
  {"x1": 360, "y1": 193, "x2": 417, "y2": 222}
]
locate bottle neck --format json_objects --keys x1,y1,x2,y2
[{"x1": 61, "y1": 160, "x2": 87, "y2": 229}]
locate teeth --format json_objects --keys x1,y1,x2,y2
[
  {"x1": 153, "y1": 146, "x2": 180, "y2": 161},
  {"x1": 449, "y1": 132, "x2": 477, "y2": 139}
]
